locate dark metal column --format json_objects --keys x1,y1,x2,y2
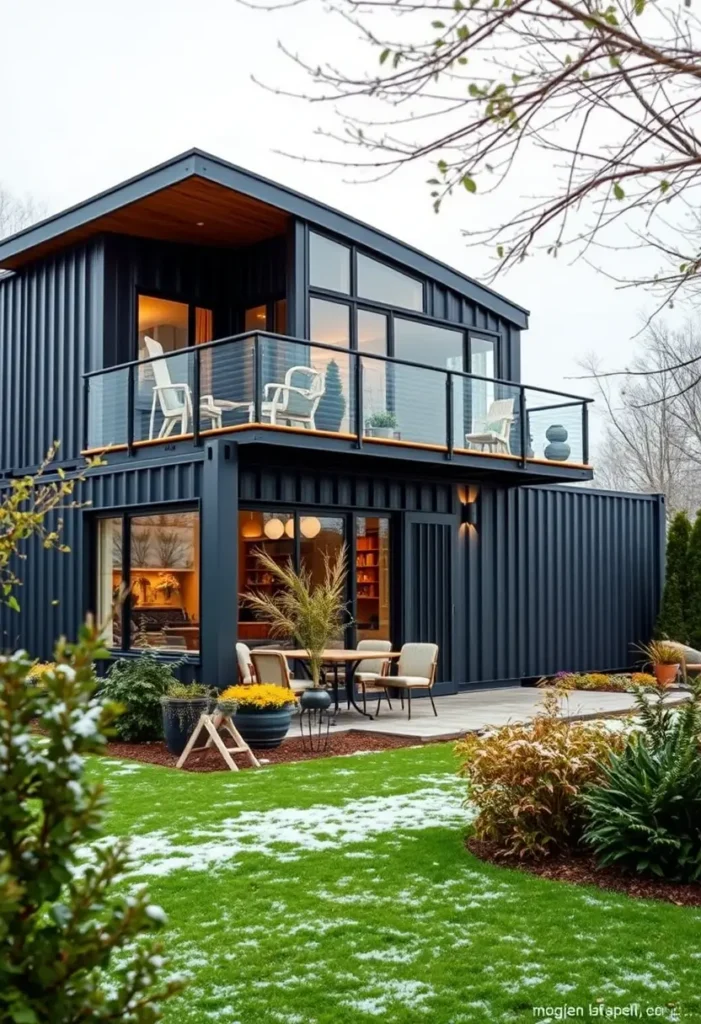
[{"x1": 201, "y1": 438, "x2": 239, "y2": 690}]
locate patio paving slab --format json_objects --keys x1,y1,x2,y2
[{"x1": 327, "y1": 686, "x2": 687, "y2": 741}]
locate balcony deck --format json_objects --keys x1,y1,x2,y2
[{"x1": 83, "y1": 331, "x2": 593, "y2": 483}]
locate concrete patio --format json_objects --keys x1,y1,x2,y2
[{"x1": 327, "y1": 686, "x2": 686, "y2": 741}]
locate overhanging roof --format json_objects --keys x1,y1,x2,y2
[{"x1": 0, "y1": 148, "x2": 529, "y2": 328}]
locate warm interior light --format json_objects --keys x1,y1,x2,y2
[
  {"x1": 300, "y1": 516, "x2": 322, "y2": 539},
  {"x1": 284, "y1": 518, "x2": 295, "y2": 538},
  {"x1": 196, "y1": 221, "x2": 205, "y2": 227},
  {"x1": 241, "y1": 512, "x2": 262, "y2": 539},
  {"x1": 264, "y1": 518, "x2": 284, "y2": 540},
  {"x1": 256, "y1": 312, "x2": 266, "y2": 320}
]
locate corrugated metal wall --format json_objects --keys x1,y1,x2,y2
[
  {"x1": 462, "y1": 484, "x2": 664, "y2": 684},
  {"x1": 425, "y1": 282, "x2": 521, "y2": 380},
  {"x1": 0, "y1": 241, "x2": 104, "y2": 472}
]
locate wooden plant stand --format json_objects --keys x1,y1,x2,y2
[{"x1": 176, "y1": 712, "x2": 261, "y2": 771}]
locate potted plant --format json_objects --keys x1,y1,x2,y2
[
  {"x1": 365, "y1": 410, "x2": 399, "y2": 439},
  {"x1": 242, "y1": 545, "x2": 348, "y2": 690},
  {"x1": 160, "y1": 682, "x2": 214, "y2": 755},
  {"x1": 635, "y1": 640, "x2": 681, "y2": 687},
  {"x1": 218, "y1": 684, "x2": 297, "y2": 748}
]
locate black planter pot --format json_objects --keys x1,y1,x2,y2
[
  {"x1": 299, "y1": 688, "x2": 332, "y2": 711},
  {"x1": 233, "y1": 707, "x2": 293, "y2": 749},
  {"x1": 161, "y1": 697, "x2": 211, "y2": 755}
]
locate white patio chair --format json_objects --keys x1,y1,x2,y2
[
  {"x1": 367, "y1": 642, "x2": 439, "y2": 720},
  {"x1": 236, "y1": 642, "x2": 256, "y2": 684},
  {"x1": 144, "y1": 337, "x2": 251, "y2": 439},
  {"x1": 464, "y1": 399, "x2": 515, "y2": 455},
  {"x1": 354, "y1": 639, "x2": 393, "y2": 715},
  {"x1": 260, "y1": 366, "x2": 325, "y2": 430},
  {"x1": 250, "y1": 650, "x2": 312, "y2": 696}
]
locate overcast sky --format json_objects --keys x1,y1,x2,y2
[{"x1": 1, "y1": 0, "x2": 681, "y2": 447}]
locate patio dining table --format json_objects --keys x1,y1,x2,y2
[{"x1": 267, "y1": 649, "x2": 400, "y2": 720}]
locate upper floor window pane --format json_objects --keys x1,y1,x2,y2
[
  {"x1": 138, "y1": 295, "x2": 189, "y2": 359},
  {"x1": 357, "y1": 254, "x2": 423, "y2": 311},
  {"x1": 470, "y1": 334, "x2": 496, "y2": 378},
  {"x1": 394, "y1": 317, "x2": 464, "y2": 370},
  {"x1": 310, "y1": 232, "x2": 351, "y2": 294},
  {"x1": 310, "y1": 297, "x2": 350, "y2": 348}
]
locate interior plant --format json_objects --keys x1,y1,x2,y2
[
  {"x1": 98, "y1": 651, "x2": 183, "y2": 742},
  {"x1": 315, "y1": 359, "x2": 346, "y2": 433},
  {"x1": 154, "y1": 572, "x2": 180, "y2": 602},
  {"x1": 457, "y1": 688, "x2": 625, "y2": 859},
  {"x1": 583, "y1": 682, "x2": 701, "y2": 882},
  {"x1": 634, "y1": 639, "x2": 681, "y2": 687},
  {"x1": 0, "y1": 623, "x2": 184, "y2": 1021},
  {"x1": 160, "y1": 681, "x2": 214, "y2": 755},
  {"x1": 655, "y1": 510, "x2": 691, "y2": 643},
  {"x1": 242, "y1": 545, "x2": 348, "y2": 690},
  {"x1": 219, "y1": 683, "x2": 297, "y2": 749}
]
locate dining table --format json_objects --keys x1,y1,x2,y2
[{"x1": 266, "y1": 648, "x2": 401, "y2": 719}]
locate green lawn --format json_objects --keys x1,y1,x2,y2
[{"x1": 90, "y1": 744, "x2": 701, "y2": 1023}]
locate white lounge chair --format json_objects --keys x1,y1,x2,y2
[
  {"x1": 464, "y1": 398, "x2": 515, "y2": 455},
  {"x1": 236, "y1": 642, "x2": 255, "y2": 684},
  {"x1": 143, "y1": 336, "x2": 250, "y2": 439},
  {"x1": 261, "y1": 366, "x2": 325, "y2": 430}
]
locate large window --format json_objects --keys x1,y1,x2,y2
[
  {"x1": 357, "y1": 254, "x2": 423, "y2": 312},
  {"x1": 137, "y1": 295, "x2": 213, "y2": 360},
  {"x1": 96, "y1": 510, "x2": 200, "y2": 653},
  {"x1": 310, "y1": 233, "x2": 351, "y2": 294}
]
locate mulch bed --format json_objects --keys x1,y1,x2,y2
[
  {"x1": 104, "y1": 730, "x2": 416, "y2": 772},
  {"x1": 467, "y1": 838, "x2": 701, "y2": 907}
]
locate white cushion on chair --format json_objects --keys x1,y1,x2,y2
[
  {"x1": 391, "y1": 675, "x2": 432, "y2": 687},
  {"x1": 397, "y1": 643, "x2": 438, "y2": 678}
]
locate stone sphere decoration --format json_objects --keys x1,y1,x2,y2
[{"x1": 544, "y1": 424, "x2": 571, "y2": 462}]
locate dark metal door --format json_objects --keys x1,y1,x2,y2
[{"x1": 402, "y1": 513, "x2": 457, "y2": 687}]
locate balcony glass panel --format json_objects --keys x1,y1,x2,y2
[
  {"x1": 134, "y1": 348, "x2": 196, "y2": 443},
  {"x1": 86, "y1": 366, "x2": 129, "y2": 449},
  {"x1": 199, "y1": 337, "x2": 255, "y2": 433},
  {"x1": 523, "y1": 389, "x2": 585, "y2": 464},
  {"x1": 365, "y1": 359, "x2": 446, "y2": 447},
  {"x1": 257, "y1": 336, "x2": 354, "y2": 435},
  {"x1": 461, "y1": 380, "x2": 522, "y2": 458}
]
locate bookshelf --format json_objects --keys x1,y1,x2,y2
[{"x1": 356, "y1": 520, "x2": 389, "y2": 637}]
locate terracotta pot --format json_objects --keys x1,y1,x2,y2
[{"x1": 654, "y1": 662, "x2": 679, "y2": 686}]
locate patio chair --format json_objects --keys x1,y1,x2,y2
[
  {"x1": 370, "y1": 643, "x2": 439, "y2": 720},
  {"x1": 464, "y1": 399, "x2": 515, "y2": 455},
  {"x1": 236, "y1": 642, "x2": 256, "y2": 684},
  {"x1": 260, "y1": 366, "x2": 325, "y2": 430},
  {"x1": 354, "y1": 639, "x2": 393, "y2": 715},
  {"x1": 144, "y1": 337, "x2": 250, "y2": 439},
  {"x1": 250, "y1": 650, "x2": 311, "y2": 696}
]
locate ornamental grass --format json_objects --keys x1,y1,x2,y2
[{"x1": 219, "y1": 684, "x2": 297, "y2": 711}]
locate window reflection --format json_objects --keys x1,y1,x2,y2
[
  {"x1": 96, "y1": 518, "x2": 122, "y2": 648},
  {"x1": 357, "y1": 254, "x2": 423, "y2": 311},
  {"x1": 310, "y1": 233, "x2": 351, "y2": 294}
]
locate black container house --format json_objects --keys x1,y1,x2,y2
[{"x1": 0, "y1": 149, "x2": 664, "y2": 690}]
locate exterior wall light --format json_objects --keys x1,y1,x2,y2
[
  {"x1": 461, "y1": 501, "x2": 478, "y2": 527},
  {"x1": 264, "y1": 517, "x2": 285, "y2": 540}
]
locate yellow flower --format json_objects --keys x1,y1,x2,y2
[{"x1": 219, "y1": 684, "x2": 297, "y2": 710}]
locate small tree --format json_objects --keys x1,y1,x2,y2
[
  {"x1": 0, "y1": 624, "x2": 184, "y2": 1020},
  {"x1": 242, "y1": 546, "x2": 348, "y2": 687},
  {"x1": 686, "y1": 512, "x2": 701, "y2": 651},
  {"x1": 656, "y1": 510, "x2": 691, "y2": 643},
  {"x1": 315, "y1": 360, "x2": 346, "y2": 433}
]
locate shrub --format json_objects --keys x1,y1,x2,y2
[
  {"x1": 26, "y1": 660, "x2": 57, "y2": 685},
  {"x1": 99, "y1": 653, "x2": 183, "y2": 742},
  {"x1": 0, "y1": 623, "x2": 183, "y2": 1020},
  {"x1": 656, "y1": 510, "x2": 691, "y2": 643},
  {"x1": 545, "y1": 671, "x2": 664, "y2": 692},
  {"x1": 164, "y1": 682, "x2": 212, "y2": 700},
  {"x1": 583, "y1": 683, "x2": 701, "y2": 881},
  {"x1": 457, "y1": 690, "x2": 624, "y2": 859},
  {"x1": 220, "y1": 684, "x2": 298, "y2": 710}
]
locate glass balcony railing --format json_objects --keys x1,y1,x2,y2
[{"x1": 83, "y1": 331, "x2": 592, "y2": 468}]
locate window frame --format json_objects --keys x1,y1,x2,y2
[{"x1": 93, "y1": 501, "x2": 202, "y2": 658}]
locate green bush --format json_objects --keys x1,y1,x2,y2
[
  {"x1": 457, "y1": 690, "x2": 624, "y2": 859},
  {"x1": 99, "y1": 653, "x2": 183, "y2": 742},
  {"x1": 0, "y1": 624, "x2": 183, "y2": 1021},
  {"x1": 656, "y1": 509, "x2": 691, "y2": 643},
  {"x1": 583, "y1": 683, "x2": 701, "y2": 881}
]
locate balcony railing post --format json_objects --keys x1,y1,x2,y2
[
  {"x1": 253, "y1": 334, "x2": 262, "y2": 423},
  {"x1": 193, "y1": 346, "x2": 201, "y2": 446},
  {"x1": 127, "y1": 363, "x2": 135, "y2": 455},
  {"x1": 582, "y1": 402, "x2": 589, "y2": 465},
  {"x1": 518, "y1": 386, "x2": 527, "y2": 468},
  {"x1": 445, "y1": 372, "x2": 454, "y2": 459},
  {"x1": 354, "y1": 354, "x2": 363, "y2": 448}
]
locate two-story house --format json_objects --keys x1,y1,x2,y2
[{"x1": 0, "y1": 149, "x2": 664, "y2": 690}]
